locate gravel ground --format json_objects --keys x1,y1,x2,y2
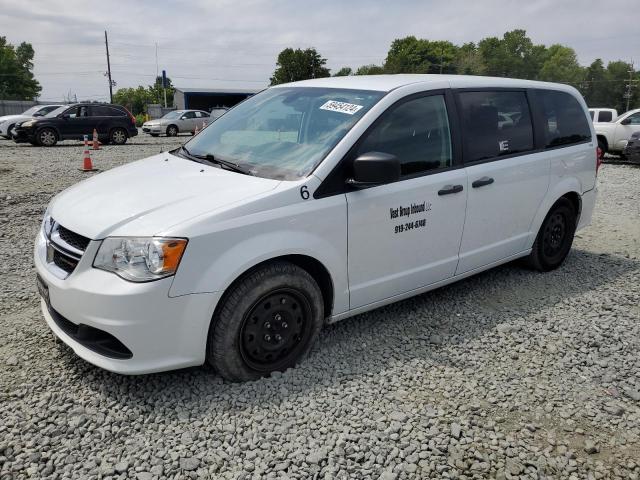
[{"x1": 1, "y1": 134, "x2": 639, "y2": 480}]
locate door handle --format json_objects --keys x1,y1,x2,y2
[
  {"x1": 438, "y1": 184, "x2": 464, "y2": 196},
  {"x1": 472, "y1": 176, "x2": 494, "y2": 188}
]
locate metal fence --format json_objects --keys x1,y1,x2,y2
[{"x1": 0, "y1": 100, "x2": 38, "y2": 116}]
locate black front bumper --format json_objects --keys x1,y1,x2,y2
[
  {"x1": 623, "y1": 141, "x2": 640, "y2": 163},
  {"x1": 11, "y1": 127, "x2": 36, "y2": 143}
]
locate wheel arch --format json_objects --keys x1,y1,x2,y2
[
  {"x1": 527, "y1": 177, "x2": 583, "y2": 249},
  {"x1": 109, "y1": 125, "x2": 129, "y2": 138},
  {"x1": 212, "y1": 254, "x2": 335, "y2": 322},
  {"x1": 596, "y1": 134, "x2": 608, "y2": 151}
]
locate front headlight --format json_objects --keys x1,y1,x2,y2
[
  {"x1": 93, "y1": 237, "x2": 188, "y2": 282},
  {"x1": 42, "y1": 209, "x2": 53, "y2": 236},
  {"x1": 21, "y1": 120, "x2": 36, "y2": 128}
]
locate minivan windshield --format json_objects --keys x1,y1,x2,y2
[{"x1": 182, "y1": 87, "x2": 385, "y2": 180}]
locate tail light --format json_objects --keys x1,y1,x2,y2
[
  {"x1": 123, "y1": 107, "x2": 136, "y2": 125},
  {"x1": 596, "y1": 147, "x2": 603, "y2": 176}
]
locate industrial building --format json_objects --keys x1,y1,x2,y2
[{"x1": 173, "y1": 87, "x2": 262, "y2": 111}]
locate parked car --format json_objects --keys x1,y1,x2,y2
[
  {"x1": 209, "y1": 107, "x2": 228, "y2": 120},
  {"x1": 35, "y1": 75, "x2": 598, "y2": 381},
  {"x1": 0, "y1": 104, "x2": 64, "y2": 139},
  {"x1": 589, "y1": 108, "x2": 618, "y2": 123},
  {"x1": 141, "y1": 109, "x2": 211, "y2": 137},
  {"x1": 595, "y1": 108, "x2": 640, "y2": 155},
  {"x1": 12, "y1": 103, "x2": 137, "y2": 147},
  {"x1": 622, "y1": 131, "x2": 640, "y2": 163}
]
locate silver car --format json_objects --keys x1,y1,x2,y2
[
  {"x1": 141, "y1": 110, "x2": 211, "y2": 137},
  {"x1": 0, "y1": 104, "x2": 64, "y2": 139}
]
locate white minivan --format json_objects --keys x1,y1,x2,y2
[{"x1": 35, "y1": 75, "x2": 598, "y2": 381}]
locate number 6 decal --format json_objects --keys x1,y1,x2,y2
[{"x1": 300, "y1": 185, "x2": 310, "y2": 200}]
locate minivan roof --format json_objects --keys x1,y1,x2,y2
[{"x1": 276, "y1": 74, "x2": 581, "y2": 95}]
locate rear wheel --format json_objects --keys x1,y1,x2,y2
[
  {"x1": 526, "y1": 198, "x2": 576, "y2": 271},
  {"x1": 166, "y1": 125, "x2": 178, "y2": 137},
  {"x1": 208, "y1": 261, "x2": 324, "y2": 382},
  {"x1": 37, "y1": 128, "x2": 57, "y2": 147},
  {"x1": 110, "y1": 128, "x2": 128, "y2": 145}
]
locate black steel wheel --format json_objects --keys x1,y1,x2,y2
[
  {"x1": 526, "y1": 197, "x2": 576, "y2": 271},
  {"x1": 208, "y1": 261, "x2": 324, "y2": 382},
  {"x1": 239, "y1": 289, "x2": 312, "y2": 372}
]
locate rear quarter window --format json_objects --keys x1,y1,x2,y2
[
  {"x1": 458, "y1": 90, "x2": 534, "y2": 162},
  {"x1": 538, "y1": 90, "x2": 591, "y2": 148}
]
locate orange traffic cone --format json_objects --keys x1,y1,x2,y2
[
  {"x1": 202, "y1": 120, "x2": 207, "y2": 130},
  {"x1": 92, "y1": 129, "x2": 101, "y2": 150},
  {"x1": 79, "y1": 148, "x2": 98, "y2": 172},
  {"x1": 194, "y1": 124, "x2": 200, "y2": 135}
]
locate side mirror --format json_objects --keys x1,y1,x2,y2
[
  {"x1": 620, "y1": 117, "x2": 632, "y2": 125},
  {"x1": 347, "y1": 152, "x2": 400, "y2": 188}
]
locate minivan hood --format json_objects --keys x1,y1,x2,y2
[{"x1": 49, "y1": 153, "x2": 280, "y2": 239}]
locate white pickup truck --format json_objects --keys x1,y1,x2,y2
[{"x1": 595, "y1": 108, "x2": 640, "y2": 154}]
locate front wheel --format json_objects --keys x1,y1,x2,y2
[
  {"x1": 526, "y1": 198, "x2": 576, "y2": 271},
  {"x1": 37, "y1": 128, "x2": 57, "y2": 147},
  {"x1": 110, "y1": 128, "x2": 128, "y2": 145},
  {"x1": 208, "y1": 261, "x2": 324, "y2": 382},
  {"x1": 166, "y1": 125, "x2": 178, "y2": 137}
]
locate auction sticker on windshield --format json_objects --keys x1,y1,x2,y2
[{"x1": 319, "y1": 100, "x2": 364, "y2": 115}]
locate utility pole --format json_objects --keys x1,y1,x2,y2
[
  {"x1": 104, "y1": 30, "x2": 113, "y2": 103},
  {"x1": 625, "y1": 61, "x2": 635, "y2": 112}
]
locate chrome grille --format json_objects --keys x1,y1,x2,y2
[
  {"x1": 46, "y1": 221, "x2": 90, "y2": 278},
  {"x1": 57, "y1": 225, "x2": 90, "y2": 251}
]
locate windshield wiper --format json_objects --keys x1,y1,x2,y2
[
  {"x1": 175, "y1": 145, "x2": 253, "y2": 175},
  {"x1": 192, "y1": 152, "x2": 253, "y2": 176}
]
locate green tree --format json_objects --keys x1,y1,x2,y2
[
  {"x1": 582, "y1": 59, "x2": 608, "y2": 107},
  {"x1": 355, "y1": 64, "x2": 385, "y2": 75},
  {"x1": 455, "y1": 42, "x2": 485, "y2": 75},
  {"x1": 478, "y1": 29, "x2": 542, "y2": 79},
  {"x1": 270, "y1": 48, "x2": 330, "y2": 85},
  {"x1": 149, "y1": 75, "x2": 175, "y2": 106},
  {"x1": 113, "y1": 86, "x2": 153, "y2": 115},
  {"x1": 538, "y1": 44, "x2": 584, "y2": 84},
  {"x1": 0, "y1": 37, "x2": 41, "y2": 100},
  {"x1": 113, "y1": 76, "x2": 175, "y2": 115},
  {"x1": 605, "y1": 61, "x2": 638, "y2": 112},
  {"x1": 384, "y1": 36, "x2": 458, "y2": 74},
  {"x1": 333, "y1": 67, "x2": 353, "y2": 77}
]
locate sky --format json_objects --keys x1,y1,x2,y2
[{"x1": 1, "y1": 0, "x2": 637, "y2": 102}]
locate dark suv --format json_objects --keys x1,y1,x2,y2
[{"x1": 12, "y1": 103, "x2": 138, "y2": 147}]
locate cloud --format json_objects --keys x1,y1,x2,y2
[{"x1": 0, "y1": 0, "x2": 636, "y2": 101}]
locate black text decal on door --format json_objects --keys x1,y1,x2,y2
[{"x1": 389, "y1": 201, "x2": 432, "y2": 234}]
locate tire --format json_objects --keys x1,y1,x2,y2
[
  {"x1": 208, "y1": 261, "x2": 324, "y2": 382},
  {"x1": 166, "y1": 125, "x2": 178, "y2": 137},
  {"x1": 526, "y1": 198, "x2": 576, "y2": 272},
  {"x1": 110, "y1": 128, "x2": 128, "y2": 145},
  {"x1": 36, "y1": 128, "x2": 57, "y2": 147}
]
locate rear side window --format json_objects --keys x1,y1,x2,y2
[
  {"x1": 598, "y1": 111, "x2": 613, "y2": 122},
  {"x1": 458, "y1": 91, "x2": 534, "y2": 162},
  {"x1": 355, "y1": 94, "x2": 452, "y2": 176},
  {"x1": 538, "y1": 90, "x2": 591, "y2": 148},
  {"x1": 92, "y1": 106, "x2": 126, "y2": 117},
  {"x1": 182, "y1": 111, "x2": 196, "y2": 119}
]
